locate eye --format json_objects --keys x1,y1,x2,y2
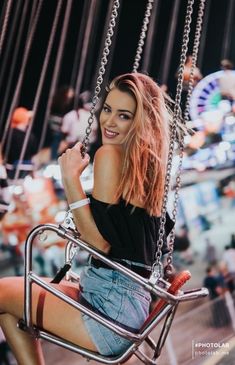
[
  {"x1": 103, "y1": 106, "x2": 110, "y2": 113},
  {"x1": 119, "y1": 113, "x2": 131, "y2": 120}
]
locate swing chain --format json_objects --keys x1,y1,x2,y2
[
  {"x1": 14, "y1": 0, "x2": 64, "y2": 182},
  {"x1": 165, "y1": 0, "x2": 205, "y2": 274},
  {"x1": 1, "y1": 0, "x2": 43, "y2": 153},
  {"x1": 0, "y1": 0, "x2": 13, "y2": 57},
  {"x1": 82, "y1": 0, "x2": 120, "y2": 155},
  {"x1": 132, "y1": 0, "x2": 154, "y2": 73},
  {"x1": 152, "y1": 0, "x2": 195, "y2": 279},
  {"x1": 184, "y1": 0, "x2": 206, "y2": 124}
]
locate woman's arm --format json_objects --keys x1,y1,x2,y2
[
  {"x1": 58, "y1": 142, "x2": 123, "y2": 253},
  {"x1": 92, "y1": 144, "x2": 123, "y2": 203}
]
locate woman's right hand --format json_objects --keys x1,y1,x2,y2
[{"x1": 58, "y1": 142, "x2": 90, "y2": 182}]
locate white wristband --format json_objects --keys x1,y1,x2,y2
[{"x1": 69, "y1": 198, "x2": 90, "y2": 211}]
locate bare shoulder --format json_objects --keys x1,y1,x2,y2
[
  {"x1": 94, "y1": 144, "x2": 123, "y2": 164},
  {"x1": 92, "y1": 145, "x2": 123, "y2": 203}
]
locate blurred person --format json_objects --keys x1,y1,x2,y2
[
  {"x1": 204, "y1": 237, "x2": 217, "y2": 266},
  {"x1": 78, "y1": 90, "x2": 93, "y2": 110},
  {"x1": 1, "y1": 107, "x2": 37, "y2": 180},
  {"x1": 203, "y1": 266, "x2": 228, "y2": 327},
  {"x1": 1, "y1": 193, "x2": 33, "y2": 275},
  {"x1": 159, "y1": 84, "x2": 168, "y2": 93},
  {"x1": 222, "y1": 243, "x2": 235, "y2": 286},
  {"x1": 174, "y1": 225, "x2": 194, "y2": 265},
  {"x1": 223, "y1": 178, "x2": 235, "y2": 207},
  {"x1": 176, "y1": 54, "x2": 202, "y2": 111},
  {"x1": 47, "y1": 86, "x2": 75, "y2": 161},
  {"x1": 203, "y1": 266, "x2": 223, "y2": 300},
  {"x1": 182, "y1": 54, "x2": 202, "y2": 89},
  {"x1": 0, "y1": 147, "x2": 9, "y2": 221},
  {"x1": 231, "y1": 233, "x2": 235, "y2": 249},
  {"x1": 217, "y1": 261, "x2": 234, "y2": 294},
  {"x1": 198, "y1": 213, "x2": 211, "y2": 231},
  {"x1": 58, "y1": 94, "x2": 98, "y2": 160},
  {"x1": 0, "y1": 183, "x2": 9, "y2": 218}
]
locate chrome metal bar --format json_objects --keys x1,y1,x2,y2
[
  {"x1": 24, "y1": 225, "x2": 176, "y2": 341},
  {"x1": 24, "y1": 223, "x2": 208, "y2": 344},
  {"x1": 140, "y1": 304, "x2": 174, "y2": 339},
  {"x1": 28, "y1": 272, "x2": 142, "y2": 341},
  {"x1": 53, "y1": 224, "x2": 209, "y2": 302},
  {"x1": 66, "y1": 270, "x2": 80, "y2": 282},
  {"x1": 145, "y1": 335, "x2": 157, "y2": 351},
  {"x1": 37, "y1": 329, "x2": 138, "y2": 364},
  {"x1": 25, "y1": 224, "x2": 208, "y2": 305},
  {"x1": 175, "y1": 288, "x2": 208, "y2": 302},
  {"x1": 26, "y1": 224, "x2": 175, "y2": 300},
  {"x1": 64, "y1": 240, "x2": 78, "y2": 281},
  {"x1": 153, "y1": 305, "x2": 178, "y2": 360},
  {"x1": 26, "y1": 269, "x2": 175, "y2": 343},
  {"x1": 134, "y1": 349, "x2": 157, "y2": 365},
  {"x1": 24, "y1": 227, "x2": 34, "y2": 328}
]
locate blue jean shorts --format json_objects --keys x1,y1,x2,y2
[{"x1": 79, "y1": 263, "x2": 151, "y2": 356}]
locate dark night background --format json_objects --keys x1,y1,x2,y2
[{"x1": 0, "y1": 0, "x2": 235, "y2": 144}]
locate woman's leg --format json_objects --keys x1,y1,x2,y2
[
  {"x1": 0, "y1": 313, "x2": 45, "y2": 365},
  {"x1": 0, "y1": 277, "x2": 97, "y2": 365}
]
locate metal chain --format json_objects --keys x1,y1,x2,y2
[
  {"x1": 1, "y1": 0, "x2": 43, "y2": 151},
  {"x1": 132, "y1": 0, "x2": 154, "y2": 73},
  {"x1": 0, "y1": 0, "x2": 13, "y2": 57},
  {"x1": 38, "y1": 0, "x2": 73, "y2": 152},
  {"x1": 14, "y1": 0, "x2": 64, "y2": 181},
  {"x1": 152, "y1": 0, "x2": 195, "y2": 278},
  {"x1": 82, "y1": 0, "x2": 120, "y2": 154},
  {"x1": 165, "y1": 0, "x2": 205, "y2": 276},
  {"x1": 184, "y1": 0, "x2": 206, "y2": 124}
]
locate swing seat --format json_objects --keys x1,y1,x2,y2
[{"x1": 19, "y1": 223, "x2": 208, "y2": 364}]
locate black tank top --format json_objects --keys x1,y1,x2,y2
[{"x1": 89, "y1": 195, "x2": 174, "y2": 266}]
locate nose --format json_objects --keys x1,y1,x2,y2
[{"x1": 105, "y1": 113, "x2": 116, "y2": 126}]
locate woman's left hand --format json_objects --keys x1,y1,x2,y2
[{"x1": 58, "y1": 142, "x2": 90, "y2": 181}]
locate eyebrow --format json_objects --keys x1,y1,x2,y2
[{"x1": 104, "y1": 102, "x2": 135, "y2": 116}]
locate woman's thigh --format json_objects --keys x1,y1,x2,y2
[{"x1": 0, "y1": 277, "x2": 97, "y2": 352}]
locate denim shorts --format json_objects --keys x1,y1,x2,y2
[{"x1": 79, "y1": 263, "x2": 151, "y2": 356}]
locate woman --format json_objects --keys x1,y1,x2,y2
[{"x1": 0, "y1": 73, "x2": 174, "y2": 364}]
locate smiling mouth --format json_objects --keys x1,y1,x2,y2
[{"x1": 104, "y1": 128, "x2": 119, "y2": 138}]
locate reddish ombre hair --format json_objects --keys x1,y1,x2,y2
[{"x1": 108, "y1": 73, "x2": 171, "y2": 216}]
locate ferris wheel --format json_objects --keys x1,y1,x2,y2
[{"x1": 189, "y1": 70, "x2": 235, "y2": 121}]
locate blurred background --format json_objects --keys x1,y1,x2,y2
[{"x1": 0, "y1": 1, "x2": 235, "y2": 364}]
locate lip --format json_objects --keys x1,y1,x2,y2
[{"x1": 103, "y1": 128, "x2": 119, "y2": 139}]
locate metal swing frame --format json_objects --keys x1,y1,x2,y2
[
  {"x1": 17, "y1": 0, "x2": 209, "y2": 364},
  {"x1": 19, "y1": 221, "x2": 208, "y2": 365}
]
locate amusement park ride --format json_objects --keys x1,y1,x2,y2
[{"x1": 0, "y1": 1, "x2": 210, "y2": 364}]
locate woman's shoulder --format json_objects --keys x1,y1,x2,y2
[
  {"x1": 92, "y1": 145, "x2": 123, "y2": 203},
  {"x1": 95, "y1": 144, "x2": 123, "y2": 159},
  {"x1": 94, "y1": 145, "x2": 123, "y2": 173}
]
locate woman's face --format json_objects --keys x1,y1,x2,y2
[{"x1": 100, "y1": 88, "x2": 136, "y2": 145}]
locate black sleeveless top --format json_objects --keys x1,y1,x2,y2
[{"x1": 89, "y1": 195, "x2": 174, "y2": 267}]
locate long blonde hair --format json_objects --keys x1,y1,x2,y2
[{"x1": 107, "y1": 73, "x2": 171, "y2": 216}]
